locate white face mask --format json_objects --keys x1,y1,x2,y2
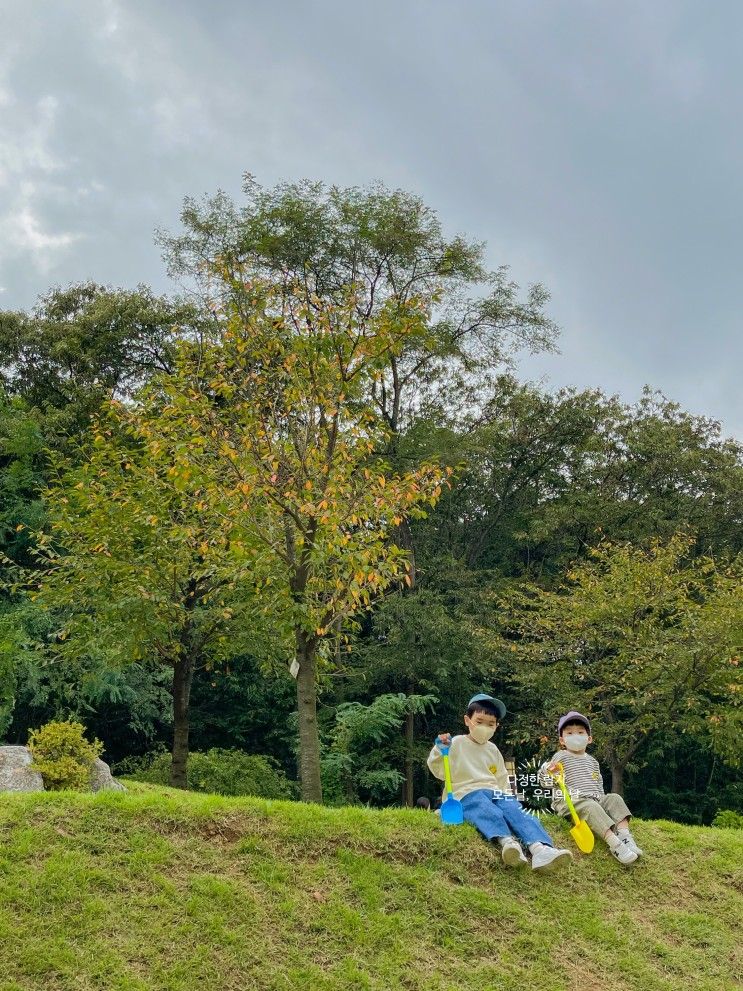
[
  {"x1": 564, "y1": 733, "x2": 589, "y2": 752},
  {"x1": 469, "y1": 723, "x2": 496, "y2": 744}
]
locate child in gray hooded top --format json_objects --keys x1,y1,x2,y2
[{"x1": 538, "y1": 710, "x2": 644, "y2": 866}]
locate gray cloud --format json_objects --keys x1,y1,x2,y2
[{"x1": 1, "y1": 0, "x2": 741, "y2": 438}]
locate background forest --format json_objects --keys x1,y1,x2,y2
[{"x1": 1, "y1": 178, "x2": 741, "y2": 823}]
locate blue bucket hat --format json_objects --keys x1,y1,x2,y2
[
  {"x1": 558, "y1": 710, "x2": 591, "y2": 736},
  {"x1": 467, "y1": 693, "x2": 506, "y2": 719}
]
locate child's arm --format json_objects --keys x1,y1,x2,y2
[
  {"x1": 426, "y1": 733, "x2": 451, "y2": 781},
  {"x1": 537, "y1": 752, "x2": 563, "y2": 787}
]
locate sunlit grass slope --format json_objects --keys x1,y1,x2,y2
[{"x1": 0, "y1": 782, "x2": 740, "y2": 990}]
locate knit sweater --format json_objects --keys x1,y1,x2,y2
[
  {"x1": 538, "y1": 750, "x2": 605, "y2": 815},
  {"x1": 427, "y1": 734, "x2": 511, "y2": 801}
]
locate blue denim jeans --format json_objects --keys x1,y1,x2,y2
[{"x1": 461, "y1": 789, "x2": 553, "y2": 846}]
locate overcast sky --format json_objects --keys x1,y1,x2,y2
[{"x1": 2, "y1": 0, "x2": 742, "y2": 438}]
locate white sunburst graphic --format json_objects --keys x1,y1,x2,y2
[{"x1": 507, "y1": 756, "x2": 555, "y2": 818}]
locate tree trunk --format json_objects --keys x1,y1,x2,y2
[
  {"x1": 395, "y1": 517, "x2": 417, "y2": 587},
  {"x1": 171, "y1": 653, "x2": 195, "y2": 788},
  {"x1": 404, "y1": 708, "x2": 415, "y2": 807},
  {"x1": 296, "y1": 632, "x2": 323, "y2": 803},
  {"x1": 610, "y1": 761, "x2": 625, "y2": 796}
]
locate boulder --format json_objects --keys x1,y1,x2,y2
[
  {"x1": 0, "y1": 745, "x2": 44, "y2": 792},
  {"x1": 0, "y1": 746, "x2": 126, "y2": 792},
  {"x1": 90, "y1": 757, "x2": 127, "y2": 793}
]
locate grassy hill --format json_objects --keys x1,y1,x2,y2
[{"x1": 0, "y1": 783, "x2": 740, "y2": 991}]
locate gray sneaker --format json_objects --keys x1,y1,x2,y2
[
  {"x1": 612, "y1": 839, "x2": 638, "y2": 866},
  {"x1": 531, "y1": 846, "x2": 572, "y2": 872},
  {"x1": 501, "y1": 840, "x2": 528, "y2": 867}
]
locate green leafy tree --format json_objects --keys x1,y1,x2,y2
[
  {"x1": 152, "y1": 282, "x2": 450, "y2": 801},
  {"x1": 411, "y1": 378, "x2": 610, "y2": 574},
  {"x1": 159, "y1": 178, "x2": 559, "y2": 580},
  {"x1": 30, "y1": 399, "x2": 268, "y2": 787},
  {"x1": 0, "y1": 282, "x2": 206, "y2": 445},
  {"x1": 498, "y1": 534, "x2": 743, "y2": 793},
  {"x1": 160, "y1": 180, "x2": 557, "y2": 428},
  {"x1": 521, "y1": 389, "x2": 743, "y2": 568},
  {"x1": 321, "y1": 692, "x2": 437, "y2": 805},
  {"x1": 413, "y1": 382, "x2": 743, "y2": 582},
  {"x1": 0, "y1": 286, "x2": 209, "y2": 751},
  {"x1": 352, "y1": 587, "x2": 485, "y2": 805}
]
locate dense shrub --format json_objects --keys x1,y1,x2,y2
[
  {"x1": 28, "y1": 720, "x2": 103, "y2": 790},
  {"x1": 120, "y1": 747, "x2": 296, "y2": 799},
  {"x1": 712, "y1": 809, "x2": 743, "y2": 829}
]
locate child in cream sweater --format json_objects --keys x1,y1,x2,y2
[{"x1": 427, "y1": 693, "x2": 572, "y2": 873}]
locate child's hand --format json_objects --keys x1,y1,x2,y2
[
  {"x1": 546, "y1": 761, "x2": 562, "y2": 775},
  {"x1": 436, "y1": 733, "x2": 452, "y2": 747}
]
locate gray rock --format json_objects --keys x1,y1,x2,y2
[
  {"x1": 89, "y1": 757, "x2": 127, "y2": 793},
  {"x1": 0, "y1": 745, "x2": 44, "y2": 792},
  {"x1": 0, "y1": 746, "x2": 126, "y2": 793}
]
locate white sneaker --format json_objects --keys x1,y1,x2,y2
[
  {"x1": 501, "y1": 840, "x2": 528, "y2": 867},
  {"x1": 611, "y1": 839, "x2": 638, "y2": 866},
  {"x1": 619, "y1": 832, "x2": 644, "y2": 857},
  {"x1": 531, "y1": 845, "x2": 572, "y2": 873}
]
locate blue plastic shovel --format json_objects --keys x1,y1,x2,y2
[{"x1": 436, "y1": 738, "x2": 463, "y2": 825}]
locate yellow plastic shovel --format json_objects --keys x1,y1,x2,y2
[{"x1": 552, "y1": 762, "x2": 594, "y2": 853}]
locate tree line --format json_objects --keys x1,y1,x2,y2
[{"x1": 1, "y1": 178, "x2": 741, "y2": 820}]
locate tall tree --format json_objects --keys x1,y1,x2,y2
[
  {"x1": 413, "y1": 382, "x2": 743, "y2": 581},
  {"x1": 30, "y1": 399, "x2": 267, "y2": 787},
  {"x1": 152, "y1": 282, "x2": 450, "y2": 801},
  {"x1": 158, "y1": 179, "x2": 560, "y2": 798},
  {"x1": 498, "y1": 533, "x2": 743, "y2": 793},
  {"x1": 159, "y1": 178, "x2": 559, "y2": 578},
  {"x1": 0, "y1": 282, "x2": 206, "y2": 444}
]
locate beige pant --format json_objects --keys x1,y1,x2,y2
[{"x1": 572, "y1": 794, "x2": 632, "y2": 837}]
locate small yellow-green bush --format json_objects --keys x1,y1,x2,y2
[
  {"x1": 712, "y1": 809, "x2": 743, "y2": 829},
  {"x1": 28, "y1": 720, "x2": 103, "y2": 791}
]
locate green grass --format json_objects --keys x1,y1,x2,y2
[{"x1": 0, "y1": 784, "x2": 740, "y2": 990}]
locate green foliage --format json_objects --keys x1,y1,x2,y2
[
  {"x1": 32, "y1": 398, "x2": 265, "y2": 672},
  {"x1": 0, "y1": 282, "x2": 204, "y2": 419},
  {"x1": 622, "y1": 730, "x2": 743, "y2": 824},
  {"x1": 121, "y1": 747, "x2": 295, "y2": 799},
  {"x1": 0, "y1": 392, "x2": 47, "y2": 575},
  {"x1": 28, "y1": 389, "x2": 276, "y2": 785},
  {"x1": 27, "y1": 719, "x2": 103, "y2": 790},
  {"x1": 0, "y1": 613, "x2": 18, "y2": 737},
  {"x1": 4, "y1": 181, "x2": 743, "y2": 823},
  {"x1": 321, "y1": 693, "x2": 436, "y2": 804},
  {"x1": 414, "y1": 381, "x2": 743, "y2": 579},
  {"x1": 712, "y1": 809, "x2": 743, "y2": 829},
  {"x1": 148, "y1": 280, "x2": 451, "y2": 801},
  {"x1": 187, "y1": 654, "x2": 299, "y2": 776},
  {"x1": 159, "y1": 177, "x2": 559, "y2": 436},
  {"x1": 0, "y1": 601, "x2": 52, "y2": 739},
  {"x1": 498, "y1": 534, "x2": 743, "y2": 784},
  {"x1": 6, "y1": 660, "x2": 172, "y2": 760}
]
